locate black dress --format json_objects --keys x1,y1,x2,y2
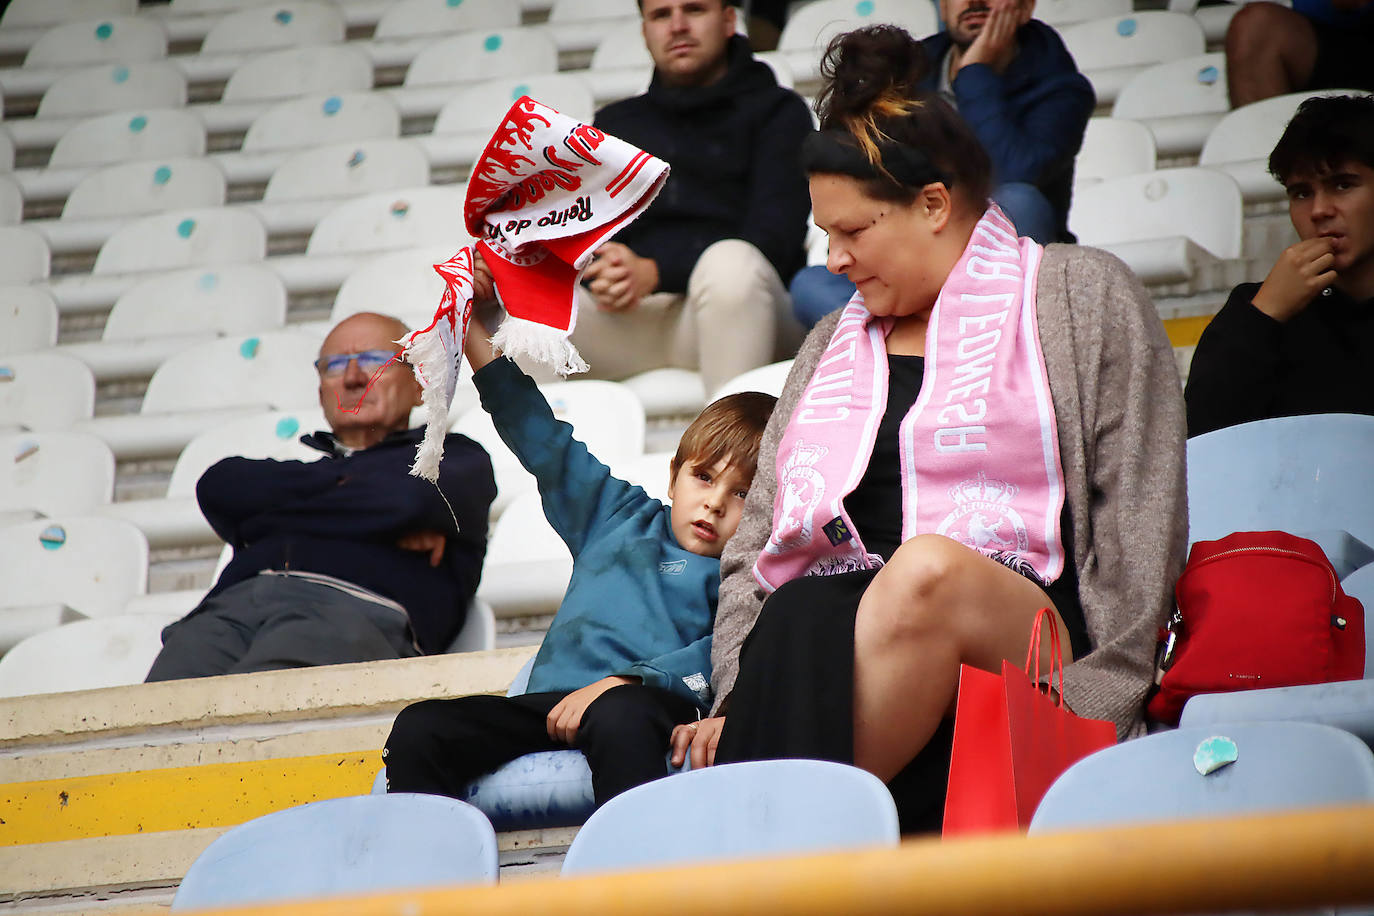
[{"x1": 713, "y1": 355, "x2": 1089, "y2": 834}]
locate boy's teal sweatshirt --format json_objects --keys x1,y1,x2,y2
[{"x1": 475, "y1": 357, "x2": 716, "y2": 710}]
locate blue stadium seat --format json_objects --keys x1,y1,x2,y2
[
  {"x1": 1186, "y1": 414, "x2": 1374, "y2": 551},
  {"x1": 561, "y1": 758, "x2": 900, "y2": 876},
  {"x1": 1181, "y1": 681, "x2": 1374, "y2": 750},
  {"x1": 1030, "y1": 722, "x2": 1374, "y2": 832},
  {"x1": 172, "y1": 794, "x2": 498, "y2": 910}
]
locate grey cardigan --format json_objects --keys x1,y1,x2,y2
[{"x1": 710, "y1": 245, "x2": 1188, "y2": 739}]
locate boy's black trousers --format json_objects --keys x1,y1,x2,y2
[{"x1": 384, "y1": 683, "x2": 700, "y2": 807}]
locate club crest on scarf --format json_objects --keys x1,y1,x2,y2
[{"x1": 464, "y1": 96, "x2": 669, "y2": 376}]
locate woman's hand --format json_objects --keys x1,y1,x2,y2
[{"x1": 670, "y1": 716, "x2": 726, "y2": 769}]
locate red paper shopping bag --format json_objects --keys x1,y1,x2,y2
[{"x1": 943, "y1": 608, "x2": 1117, "y2": 836}]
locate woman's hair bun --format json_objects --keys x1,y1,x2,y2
[{"x1": 815, "y1": 25, "x2": 930, "y2": 130}]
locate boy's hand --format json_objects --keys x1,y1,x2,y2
[
  {"x1": 583, "y1": 242, "x2": 658, "y2": 312},
  {"x1": 1252, "y1": 237, "x2": 1338, "y2": 322},
  {"x1": 471, "y1": 249, "x2": 497, "y2": 305},
  {"x1": 547, "y1": 676, "x2": 639, "y2": 745},
  {"x1": 670, "y1": 716, "x2": 726, "y2": 769}
]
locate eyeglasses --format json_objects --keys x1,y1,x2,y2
[{"x1": 315, "y1": 349, "x2": 398, "y2": 377}]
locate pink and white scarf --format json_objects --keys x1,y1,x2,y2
[
  {"x1": 754, "y1": 205, "x2": 1066, "y2": 591},
  {"x1": 465, "y1": 95, "x2": 669, "y2": 375}
]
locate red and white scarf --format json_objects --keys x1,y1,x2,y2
[
  {"x1": 753, "y1": 206, "x2": 1066, "y2": 591},
  {"x1": 465, "y1": 95, "x2": 668, "y2": 375},
  {"x1": 400, "y1": 97, "x2": 667, "y2": 480}
]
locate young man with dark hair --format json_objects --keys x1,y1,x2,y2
[{"x1": 1185, "y1": 94, "x2": 1374, "y2": 437}]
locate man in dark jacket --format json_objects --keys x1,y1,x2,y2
[
  {"x1": 570, "y1": 0, "x2": 812, "y2": 396},
  {"x1": 1185, "y1": 95, "x2": 1374, "y2": 438},
  {"x1": 789, "y1": 0, "x2": 1095, "y2": 327},
  {"x1": 146, "y1": 312, "x2": 496, "y2": 681}
]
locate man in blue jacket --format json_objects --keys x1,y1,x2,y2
[
  {"x1": 566, "y1": 0, "x2": 812, "y2": 397},
  {"x1": 145, "y1": 312, "x2": 496, "y2": 681},
  {"x1": 791, "y1": 0, "x2": 1095, "y2": 326}
]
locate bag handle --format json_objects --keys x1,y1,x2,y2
[{"x1": 1025, "y1": 606, "x2": 1065, "y2": 707}]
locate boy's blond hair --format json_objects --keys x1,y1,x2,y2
[{"x1": 670, "y1": 390, "x2": 777, "y2": 484}]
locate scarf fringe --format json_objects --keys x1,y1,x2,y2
[
  {"x1": 401, "y1": 325, "x2": 456, "y2": 482},
  {"x1": 490, "y1": 316, "x2": 588, "y2": 377}
]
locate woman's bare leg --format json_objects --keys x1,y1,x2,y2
[{"x1": 851, "y1": 534, "x2": 1074, "y2": 780}]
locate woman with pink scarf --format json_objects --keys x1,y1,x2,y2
[{"x1": 670, "y1": 25, "x2": 1188, "y2": 832}]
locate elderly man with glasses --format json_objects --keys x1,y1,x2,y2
[{"x1": 146, "y1": 312, "x2": 496, "y2": 682}]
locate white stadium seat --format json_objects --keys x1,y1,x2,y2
[
  {"x1": 0, "y1": 286, "x2": 59, "y2": 355},
  {"x1": 242, "y1": 91, "x2": 401, "y2": 153},
  {"x1": 141, "y1": 330, "x2": 322, "y2": 417},
  {"x1": 48, "y1": 108, "x2": 206, "y2": 169},
  {"x1": 0, "y1": 515, "x2": 148, "y2": 647},
  {"x1": 1058, "y1": 11, "x2": 1206, "y2": 105},
  {"x1": 426, "y1": 73, "x2": 596, "y2": 175},
  {"x1": 199, "y1": 0, "x2": 345, "y2": 55},
  {"x1": 1112, "y1": 53, "x2": 1229, "y2": 158},
  {"x1": 1, "y1": 0, "x2": 135, "y2": 30},
  {"x1": 777, "y1": 0, "x2": 939, "y2": 83},
  {"x1": 477, "y1": 488, "x2": 572, "y2": 617},
  {"x1": 1070, "y1": 166, "x2": 1243, "y2": 286},
  {"x1": 1200, "y1": 89, "x2": 1373, "y2": 204},
  {"x1": 61, "y1": 157, "x2": 226, "y2": 220},
  {"x1": 57, "y1": 265, "x2": 287, "y2": 381},
  {"x1": 0, "y1": 227, "x2": 50, "y2": 284},
  {"x1": 0, "y1": 613, "x2": 179, "y2": 698},
  {"x1": 305, "y1": 184, "x2": 468, "y2": 256},
  {"x1": 0, "y1": 175, "x2": 21, "y2": 225},
  {"x1": 1074, "y1": 117, "x2": 1157, "y2": 187},
  {"x1": 264, "y1": 138, "x2": 429, "y2": 204},
  {"x1": 221, "y1": 44, "x2": 375, "y2": 104},
  {"x1": 37, "y1": 60, "x2": 187, "y2": 120},
  {"x1": 24, "y1": 15, "x2": 167, "y2": 68},
  {"x1": 374, "y1": 0, "x2": 520, "y2": 42},
  {"x1": 0, "y1": 352, "x2": 96, "y2": 432},
  {"x1": 0, "y1": 430, "x2": 114, "y2": 523},
  {"x1": 1036, "y1": 0, "x2": 1131, "y2": 26},
  {"x1": 330, "y1": 244, "x2": 458, "y2": 330},
  {"x1": 93, "y1": 207, "x2": 267, "y2": 276}
]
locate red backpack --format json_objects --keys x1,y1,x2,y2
[{"x1": 1147, "y1": 530, "x2": 1366, "y2": 725}]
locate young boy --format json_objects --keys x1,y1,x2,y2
[
  {"x1": 1185, "y1": 94, "x2": 1374, "y2": 437},
  {"x1": 383, "y1": 313, "x2": 776, "y2": 807}
]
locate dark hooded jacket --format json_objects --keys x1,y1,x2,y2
[{"x1": 594, "y1": 34, "x2": 813, "y2": 292}]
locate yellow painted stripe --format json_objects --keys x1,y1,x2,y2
[
  {"x1": 1163, "y1": 314, "x2": 1214, "y2": 349},
  {"x1": 0, "y1": 749, "x2": 381, "y2": 847}
]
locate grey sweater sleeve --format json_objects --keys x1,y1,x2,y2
[
  {"x1": 709, "y1": 313, "x2": 844, "y2": 715},
  {"x1": 1038, "y1": 245, "x2": 1189, "y2": 739}
]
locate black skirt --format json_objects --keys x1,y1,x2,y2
[{"x1": 713, "y1": 565, "x2": 1089, "y2": 835}]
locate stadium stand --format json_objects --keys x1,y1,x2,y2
[{"x1": 2, "y1": 1, "x2": 1374, "y2": 909}]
